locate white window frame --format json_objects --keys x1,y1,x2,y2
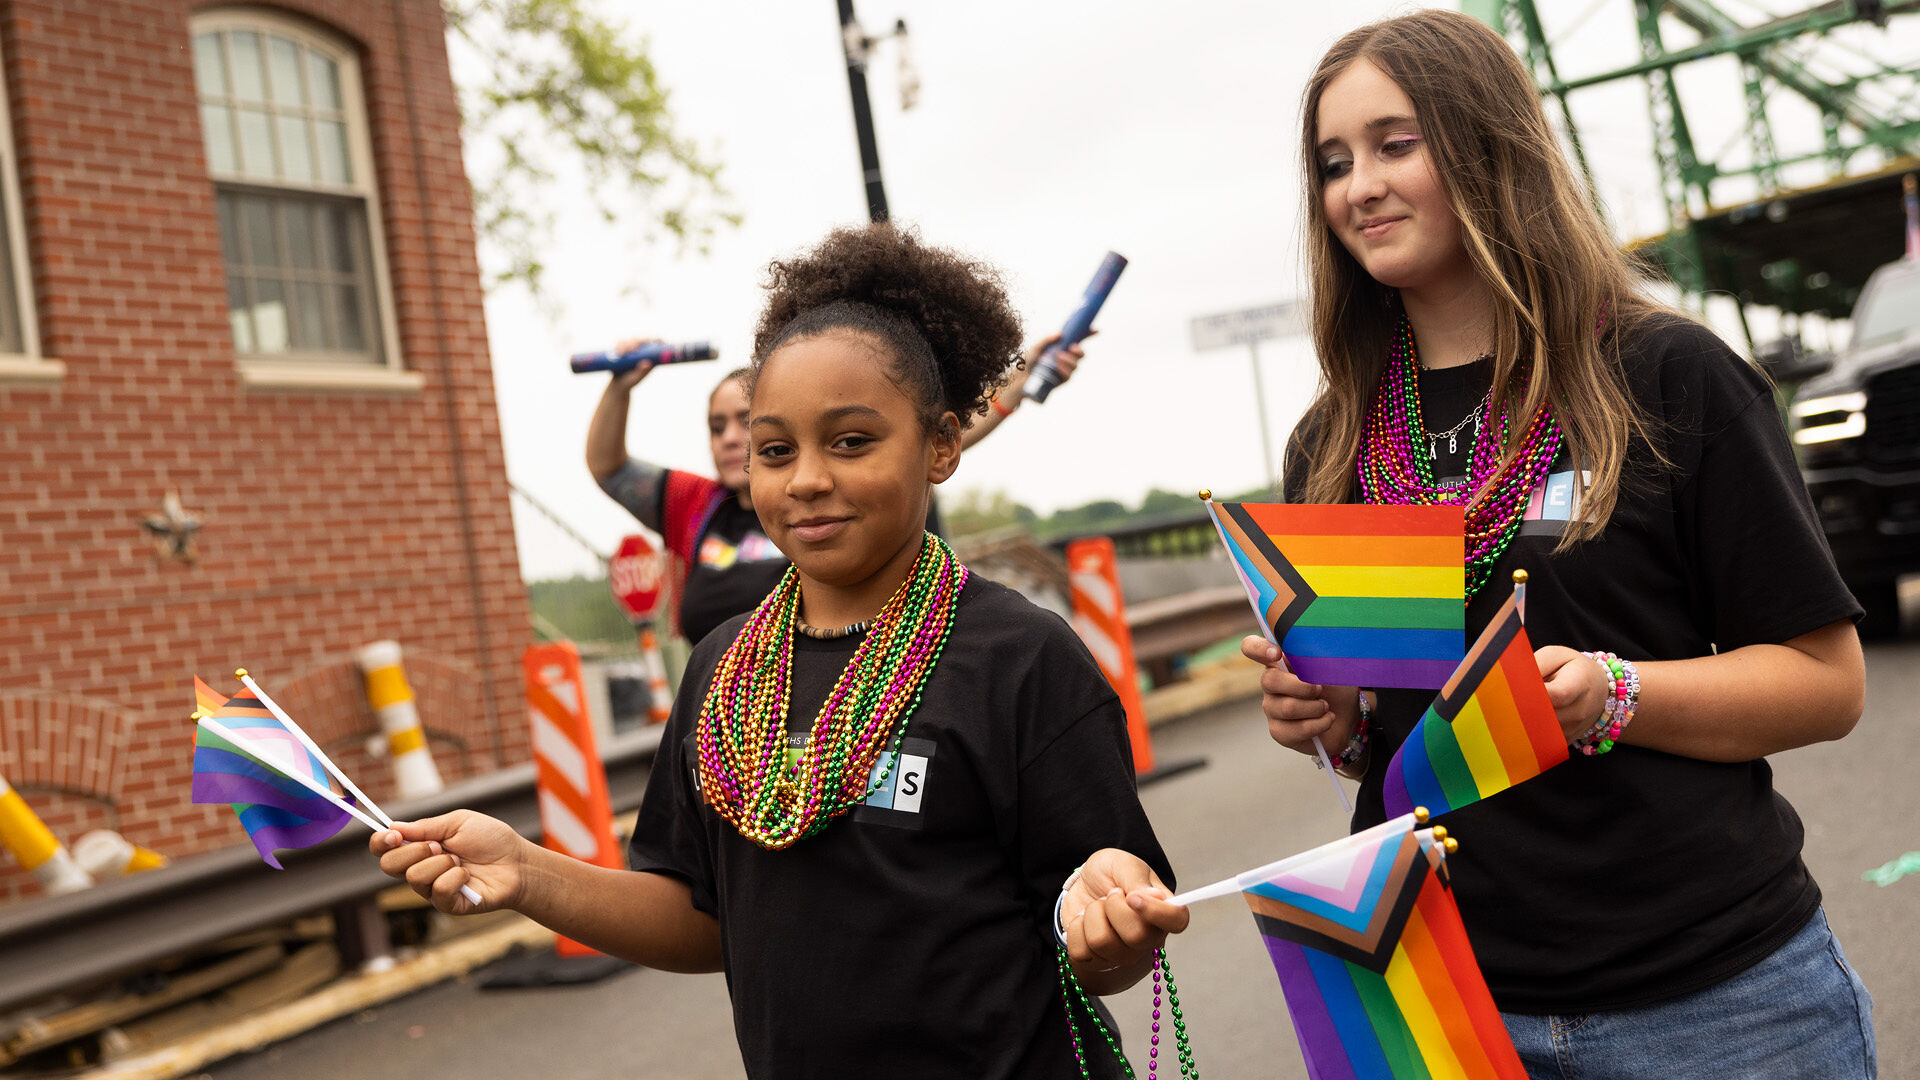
[
  {"x1": 0, "y1": 47, "x2": 51, "y2": 384},
  {"x1": 192, "y1": 7, "x2": 418, "y2": 393}
]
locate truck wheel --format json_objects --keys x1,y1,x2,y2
[{"x1": 1849, "y1": 578, "x2": 1906, "y2": 641}]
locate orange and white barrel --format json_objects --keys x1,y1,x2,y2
[
  {"x1": 0, "y1": 776, "x2": 93, "y2": 894},
  {"x1": 1065, "y1": 537, "x2": 1157, "y2": 774},
  {"x1": 636, "y1": 625, "x2": 673, "y2": 724},
  {"x1": 524, "y1": 642, "x2": 624, "y2": 958},
  {"x1": 72, "y1": 829, "x2": 167, "y2": 878},
  {"x1": 355, "y1": 640, "x2": 443, "y2": 798}
]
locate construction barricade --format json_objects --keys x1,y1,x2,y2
[
  {"x1": 519, "y1": 642, "x2": 626, "y2": 971},
  {"x1": 355, "y1": 640, "x2": 444, "y2": 799},
  {"x1": 1065, "y1": 538, "x2": 1158, "y2": 774},
  {"x1": 0, "y1": 776, "x2": 93, "y2": 894}
]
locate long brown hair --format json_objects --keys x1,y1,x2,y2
[{"x1": 1296, "y1": 9, "x2": 1669, "y2": 544}]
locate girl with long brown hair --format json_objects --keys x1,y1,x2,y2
[{"x1": 1244, "y1": 10, "x2": 1875, "y2": 1076}]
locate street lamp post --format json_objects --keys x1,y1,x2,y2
[
  {"x1": 1190, "y1": 301, "x2": 1307, "y2": 493},
  {"x1": 835, "y1": 1, "x2": 915, "y2": 225}
]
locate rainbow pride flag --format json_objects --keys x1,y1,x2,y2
[
  {"x1": 1207, "y1": 502, "x2": 1465, "y2": 689},
  {"x1": 1382, "y1": 593, "x2": 1568, "y2": 819},
  {"x1": 190, "y1": 683, "x2": 354, "y2": 869},
  {"x1": 193, "y1": 675, "x2": 228, "y2": 718},
  {"x1": 1246, "y1": 821, "x2": 1525, "y2": 1080}
]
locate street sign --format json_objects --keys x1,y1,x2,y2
[
  {"x1": 609, "y1": 534, "x2": 665, "y2": 623},
  {"x1": 1188, "y1": 301, "x2": 1304, "y2": 352}
]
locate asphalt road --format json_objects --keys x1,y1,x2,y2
[{"x1": 207, "y1": 638, "x2": 1920, "y2": 1080}]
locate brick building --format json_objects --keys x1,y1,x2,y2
[{"x1": 0, "y1": 0, "x2": 528, "y2": 903}]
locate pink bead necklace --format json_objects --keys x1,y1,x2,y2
[{"x1": 1357, "y1": 316, "x2": 1564, "y2": 599}]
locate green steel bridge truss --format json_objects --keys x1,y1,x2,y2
[{"x1": 1465, "y1": 0, "x2": 1920, "y2": 330}]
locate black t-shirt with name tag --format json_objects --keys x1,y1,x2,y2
[
  {"x1": 1285, "y1": 315, "x2": 1861, "y2": 1014},
  {"x1": 629, "y1": 575, "x2": 1172, "y2": 1079}
]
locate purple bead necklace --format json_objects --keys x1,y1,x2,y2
[
  {"x1": 1057, "y1": 946, "x2": 1197, "y2": 1079},
  {"x1": 1357, "y1": 315, "x2": 1564, "y2": 600},
  {"x1": 695, "y1": 533, "x2": 966, "y2": 849}
]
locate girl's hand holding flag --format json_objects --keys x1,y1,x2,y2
[
  {"x1": 1239, "y1": 636, "x2": 1366, "y2": 768},
  {"x1": 1059, "y1": 847, "x2": 1190, "y2": 994},
  {"x1": 1534, "y1": 644, "x2": 1614, "y2": 741},
  {"x1": 374, "y1": 810, "x2": 526, "y2": 915}
]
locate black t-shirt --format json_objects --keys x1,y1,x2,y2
[
  {"x1": 1285, "y1": 315, "x2": 1861, "y2": 1013},
  {"x1": 678, "y1": 496, "x2": 790, "y2": 648},
  {"x1": 628, "y1": 575, "x2": 1173, "y2": 1079},
  {"x1": 598, "y1": 462, "x2": 791, "y2": 648}
]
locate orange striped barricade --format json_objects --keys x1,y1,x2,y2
[
  {"x1": 1066, "y1": 538, "x2": 1156, "y2": 774},
  {"x1": 636, "y1": 626, "x2": 673, "y2": 724},
  {"x1": 0, "y1": 776, "x2": 93, "y2": 894},
  {"x1": 355, "y1": 641, "x2": 444, "y2": 799},
  {"x1": 483, "y1": 642, "x2": 632, "y2": 986}
]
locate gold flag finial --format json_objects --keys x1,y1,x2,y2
[
  {"x1": 1512, "y1": 569, "x2": 1529, "y2": 585},
  {"x1": 1198, "y1": 489, "x2": 1212, "y2": 501},
  {"x1": 1443, "y1": 837, "x2": 1459, "y2": 855},
  {"x1": 234, "y1": 668, "x2": 248, "y2": 679},
  {"x1": 1413, "y1": 806, "x2": 1430, "y2": 824}
]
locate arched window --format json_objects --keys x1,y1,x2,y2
[{"x1": 192, "y1": 9, "x2": 407, "y2": 385}]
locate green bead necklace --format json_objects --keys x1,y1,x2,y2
[{"x1": 695, "y1": 533, "x2": 966, "y2": 849}]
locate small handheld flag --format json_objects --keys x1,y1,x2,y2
[
  {"x1": 1381, "y1": 589, "x2": 1568, "y2": 820},
  {"x1": 1206, "y1": 501, "x2": 1465, "y2": 689},
  {"x1": 189, "y1": 673, "x2": 482, "y2": 905},
  {"x1": 1241, "y1": 821, "x2": 1526, "y2": 1080},
  {"x1": 193, "y1": 675, "x2": 228, "y2": 719},
  {"x1": 190, "y1": 683, "x2": 358, "y2": 869}
]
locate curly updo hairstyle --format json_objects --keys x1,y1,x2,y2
[{"x1": 751, "y1": 225, "x2": 1024, "y2": 432}]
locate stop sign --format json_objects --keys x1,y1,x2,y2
[{"x1": 609, "y1": 534, "x2": 666, "y2": 623}]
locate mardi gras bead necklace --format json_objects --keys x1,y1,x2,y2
[
  {"x1": 695, "y1": 533, "x2": 967, "y2": 849},
  {"x1": 1358, "y1": 315, "x2": 1564, "y2": 599},
  {"x1": 1058, "y1": 946, "x2": 1198, "y2": 1080}
]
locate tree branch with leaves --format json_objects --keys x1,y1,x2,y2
[{"x1": 444, "y1": 0, "x2": 742, "y2": 298}]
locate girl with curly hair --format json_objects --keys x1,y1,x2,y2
[
  {"x1": 375, "y1": 224, "x2": 1183, "y2": 1079},
  {"x1": 1246, "y1": 10, "x2": 1874, "y2": 1078}
]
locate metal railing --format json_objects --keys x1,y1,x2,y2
[
  {"x1": 1044, "y1": 508, "x2": 1219, "y2": 559},
  {"x1": 0, "y1": 727, "x2": 664, "y2": 1015}
]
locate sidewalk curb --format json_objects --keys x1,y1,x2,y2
[{"x1": 81, "y1": 916, "x2": 555, "y2": 1080}]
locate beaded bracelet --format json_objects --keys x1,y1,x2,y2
[
  {"x1": 1571, "y1": 651, "x2": 1639, "y2": 756},
  {"x1": 1316, "y1": 691, "x2": 1372, "y2": 770}
]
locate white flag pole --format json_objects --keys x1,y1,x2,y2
[
  {"x1": 200, "y1": 717, "x2": 385, "y2": 833},
  {"x1": 1168, "y1": 809, "x2": 1430, "y2": 907},
  {"x1": 1203, "y1": 493, "x2": 1351, "y2": 812},
  {"x1": 238, "y1": 671, "x2": 393, "y2": 827},
  {"x1": 223, "y1": 676, "x2": 484, "y2": 908}
]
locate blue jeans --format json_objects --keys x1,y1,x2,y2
[{"x1": 1502, "y1": 908, "x2": 1876, "y2": 1079}]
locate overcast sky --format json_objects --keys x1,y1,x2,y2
[{"x1": 477, "y1": 0, "x2": 1917, "y2": 580}]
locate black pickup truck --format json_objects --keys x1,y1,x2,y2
[{"x1": 1771, "y1": 258, "x2": 1920, "y2": 637}]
